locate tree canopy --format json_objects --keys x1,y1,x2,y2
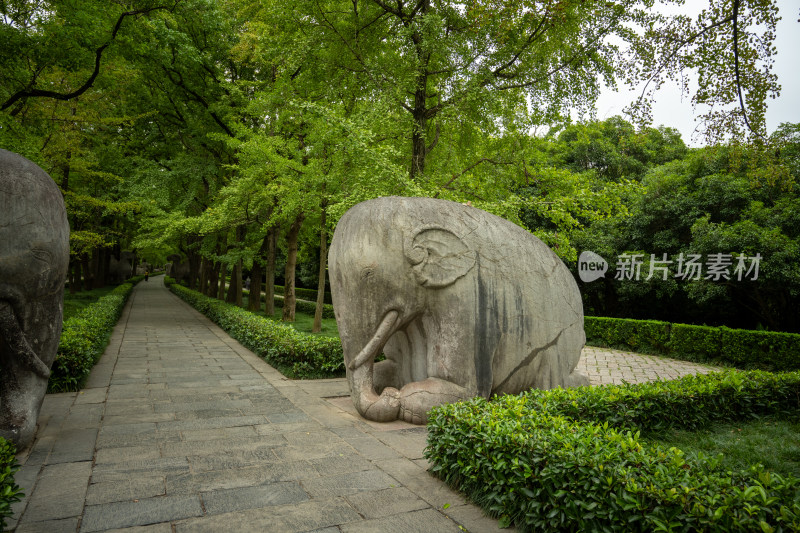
[{"x1": 1, "y1": 0, "x2": 796, "y2": 330}]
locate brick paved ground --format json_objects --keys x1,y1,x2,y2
[
  {"x1": 8, "y1": 278, "x2": 718, "y2": 532},
  {"x1": 578, "y1": 345, "x2": 716, "y2": 386}
]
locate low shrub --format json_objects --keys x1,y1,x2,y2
[
  {"x1": 170, "y1": 284, "x2": 344, "y2": 379},
  {"x1": 48, "y1": 282, "x2": 135, "y2": 392},
  {"x1": 720, "y1": 327, "x2": 800, "y2": 372},
  {"x1": 274, "y1": 284, "x2": 332, "y2": 305},
  {"x1": 586, "y1": 316, "x2": 800, "y2": 371},
  {"x1": 272, "y1": 295, "x2": 335, "y2": 319},
  {"x1": 0, "y1": 437, "x2": 23, "y2": 531},
  {"x1": 669, "y1": 323, "x2": 722, "y2": 363},
  {"x1": 584, "y1": 317, "x2": 670, "y2": 355},
  {"x1": 426, "y1": 370, "x2": 800, "y2": 532}
]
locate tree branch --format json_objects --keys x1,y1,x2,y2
[
  {"x1": 732, "y1": 0, "x2": 758, "y2": 137},
  {"x1": 1, "y1": 3, "x2": 179, "y2": 112}
]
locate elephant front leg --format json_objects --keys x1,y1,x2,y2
[{"x1": 397, "y1": 378, "x2": 474, "y2": 424}]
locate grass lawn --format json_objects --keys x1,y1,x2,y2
[
  {"x1": 643, "y1": 417, "x2": 800, "y2": 478},
  {"x1": 63, "y1": 286, "x2": 118, "y2": 321},
  {"x1": 242, "y1": 295, "x2": 340, "y2": 338}
]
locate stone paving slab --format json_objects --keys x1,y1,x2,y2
[{"x1": 10, "y1": 277, "x2": 717, "y2": 532}]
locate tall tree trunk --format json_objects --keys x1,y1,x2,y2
[
  {"x1": 264, "y1": 226, "x2": 277, "y2": 317},
  {"x1": 248, "y1": 233, "x2": 271, "y2": 312},
  {"x1": 225, "y1": 226, "x2": 246, "y2": 306},
  {"x1": 199, "y1": 256, "x2": 210, "y2": 295},
  {"x1": 90, "y1": 249, "x2": 103, "y2": 288},
  {"x1": 81, "y1": 253, "x2": 93, "y2": 291},
  {"x1": 282, "y1": 215, "x2": 304, "y2": 322},
  {"x1": 130, "y1": 252, "x2": 138, "y2": 282},
  {"x1": 226, "y1": 261, "x2": 239, "y2": 304},
  {"x1": 187, "y1": 250, "x2": 201, "y2": 290},
  {"x1": 235, "y1": 226, "x2": 245, "y2": 307},
  {"x1": 409, "y1": 3, "x2": 433, "y2": 181},
  {"x1": 312, "y1": 205, "x2": 328, "y2": 333},
  {"x1": 208, "y1": 261, "x2": 220, "y2": 297},
  {"x1": 217, "y1": 263, "x2": 227, "y2": 300},
  {"x1": 97, "y1": 248, "x2": 108, "y2": 288}
]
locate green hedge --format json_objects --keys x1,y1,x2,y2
[
  {"x1": 426, "y1": 370, "x2": 800, "y2": 532},
  {"x1": 48, "y1": 281, "x2": 137, "y2": 392},
  {"x1": 0, "y1": 437, "x2": 23, "y2": 531},
  {"x1": 272, "y1": 294, "x2": 335, "y2": 319},
  {"x1": 169, "y1": 284, "x2": 344, "y2": 379},
  {"x1": 669, "y1": 323, "x2": 722, "y2": 363},
  {"x1": 585, "y1": 316, "x2": 800, "y2": 371},
  {"x1": 274, "y1": 284, "x2": 332, "y2": 305},
  {"x1": 584, "y1": 317, "x2": 671, "y2": 355}
]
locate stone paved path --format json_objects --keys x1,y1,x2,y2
[{"x1": 9, "y1": 278, "x2": 717, "y2": 532}]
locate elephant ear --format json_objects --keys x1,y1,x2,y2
[{"x1": 405, "y1": 227, "x2": 476, "y2": 288}]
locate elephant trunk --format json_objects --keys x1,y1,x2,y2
[{"x1": 348, "y1": 310, "x2": 401, "y2": 422}]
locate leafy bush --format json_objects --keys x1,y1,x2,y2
[
  {"x1": 272, "y1": 294, "x2": 335, "y2": 319},
  {"x1": 584, "y1": 317, "x2": 670, "y2": 355},
  {"x1": 170, "y1": 284, "x2": 344, "y2": 378},
  {"x1": 274, "y1": 284, "x2": 332, "y2": 305},
  {"x1": 669, "y1": 323, "x2": 722, "y2": 363},
  {"x1": 426, "y1": 370, "x2": 800, "y2": 532},
  {"x1": 0, "y1": 437, "x2": 23, "y2": 531},
  {"x1": 586, "y1": 316, "x2": 800, "y2": 371},
  {"x1": 48, "y1": 282, "x2": 135, "y2": 392},
  {"x1": 720, "y1": 327, "x2": 800, "y2": 372}
]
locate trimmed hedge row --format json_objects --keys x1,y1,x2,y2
[
  {"x1": 274, "y1": 284, "x2": 332, "y2": 305},
  {"x1": 426, "y1": 370, "x2": 800, "y2": 532},
  {"x1": 48, "y1": 280, "x2": 138, "y2": 392},
  {"x1": 585, "y1": 316, "x2": 800, "y2": 371},
  {"x1": 169, "y1": 284, "x2": 344, "y2": 379},
  {"x1": 0, "y1": 438, "x2": 22, "y2": 531},
  {"x1": 272, "y1": 294, "x2": 335, "y2": 319}
]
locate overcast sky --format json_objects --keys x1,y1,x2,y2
[{"x1": 594, "y1": 0, "x2": 799, "y2": 146}]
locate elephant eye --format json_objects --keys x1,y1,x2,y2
[
  {"x1": 30, "y1": 249, "x2": 53, "y2": 263},
  {"x1": 360, "y1": 267, "x2": 375, "y2": 281}
]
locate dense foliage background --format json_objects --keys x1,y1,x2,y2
[{"x1": 1, "y1": 0, "x2": 796, "y2": 332}]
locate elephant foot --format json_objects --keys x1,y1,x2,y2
[
  {"x1": 358, "y1": 387, "x2": 401, "y2": 422},
  {"x1": 564, "y1": 369, "x2": 590, "y2": 388},
  {"x1": 397, "y1": 378, "x2": 472, "y2": 424},
  {"x1": 0, "y1": 389, "x2": 43, "y2": 451}
]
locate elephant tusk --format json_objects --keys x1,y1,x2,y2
[
  {"x1": 0, "y1": 301, "x2": 52, "y2": 379},
  {"x1": 348, "y1": 310, "x2": 399, "y2": 371}
]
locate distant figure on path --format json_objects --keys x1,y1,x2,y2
[{"x1": 145, "y1": 271, "x2": 149, "y2": 282}]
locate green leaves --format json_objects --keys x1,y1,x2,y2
[
  {"x1": 0, "y1": 437, "x2": 23, "y2": 531},
  {"x1": 48, "y1": 281, "x2": 137, "y2": 392},
  {"x1": 425, "y1": 370, "x2": 800, "y2": 531}
]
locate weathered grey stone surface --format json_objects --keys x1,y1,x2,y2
[
  {"x1": 328, "y1": 196, "x2": 588, "y2": 424},
  {"x1": 0, "y1": 149, "x2": 70, "y2": 449},
  {"x1": 108, "y1": 251, "x2": 136, "y2": 283},
  {"x1": 166, "y1": 254, "x2": 190, "y2": 284}
]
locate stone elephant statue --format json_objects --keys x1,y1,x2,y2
[
  {"x1": 136, "y1": 262, "x2": 151, "y2": 276},
  {"x1": 166, "y1": 254, "x2": 189, "y2": 283},
  {"x1": 328, "y1": 197, "x2": 588, "y2": 424},
  {"x1": 0, "y1": 149, "x2": 70, "y2": 449},
  {"x1": 108, "y1": 251, "x2": 135, "y2": 283}
]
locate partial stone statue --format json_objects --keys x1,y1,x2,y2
[
  {"x1": 108, "y1": 251, "x2": 136, "y2": 283},
  {"x1": 135, "y1": 261, "x2": 151, "y2": 276},
  {"x1": 166, "y1": 254, "x2": 189, "y2": 284},
  {"x1": 328, "y1": 196, "x2": 588, "y2": 424},
  {"x1": 0, "y1": 149, "x2": 70, "y2": 449}
]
